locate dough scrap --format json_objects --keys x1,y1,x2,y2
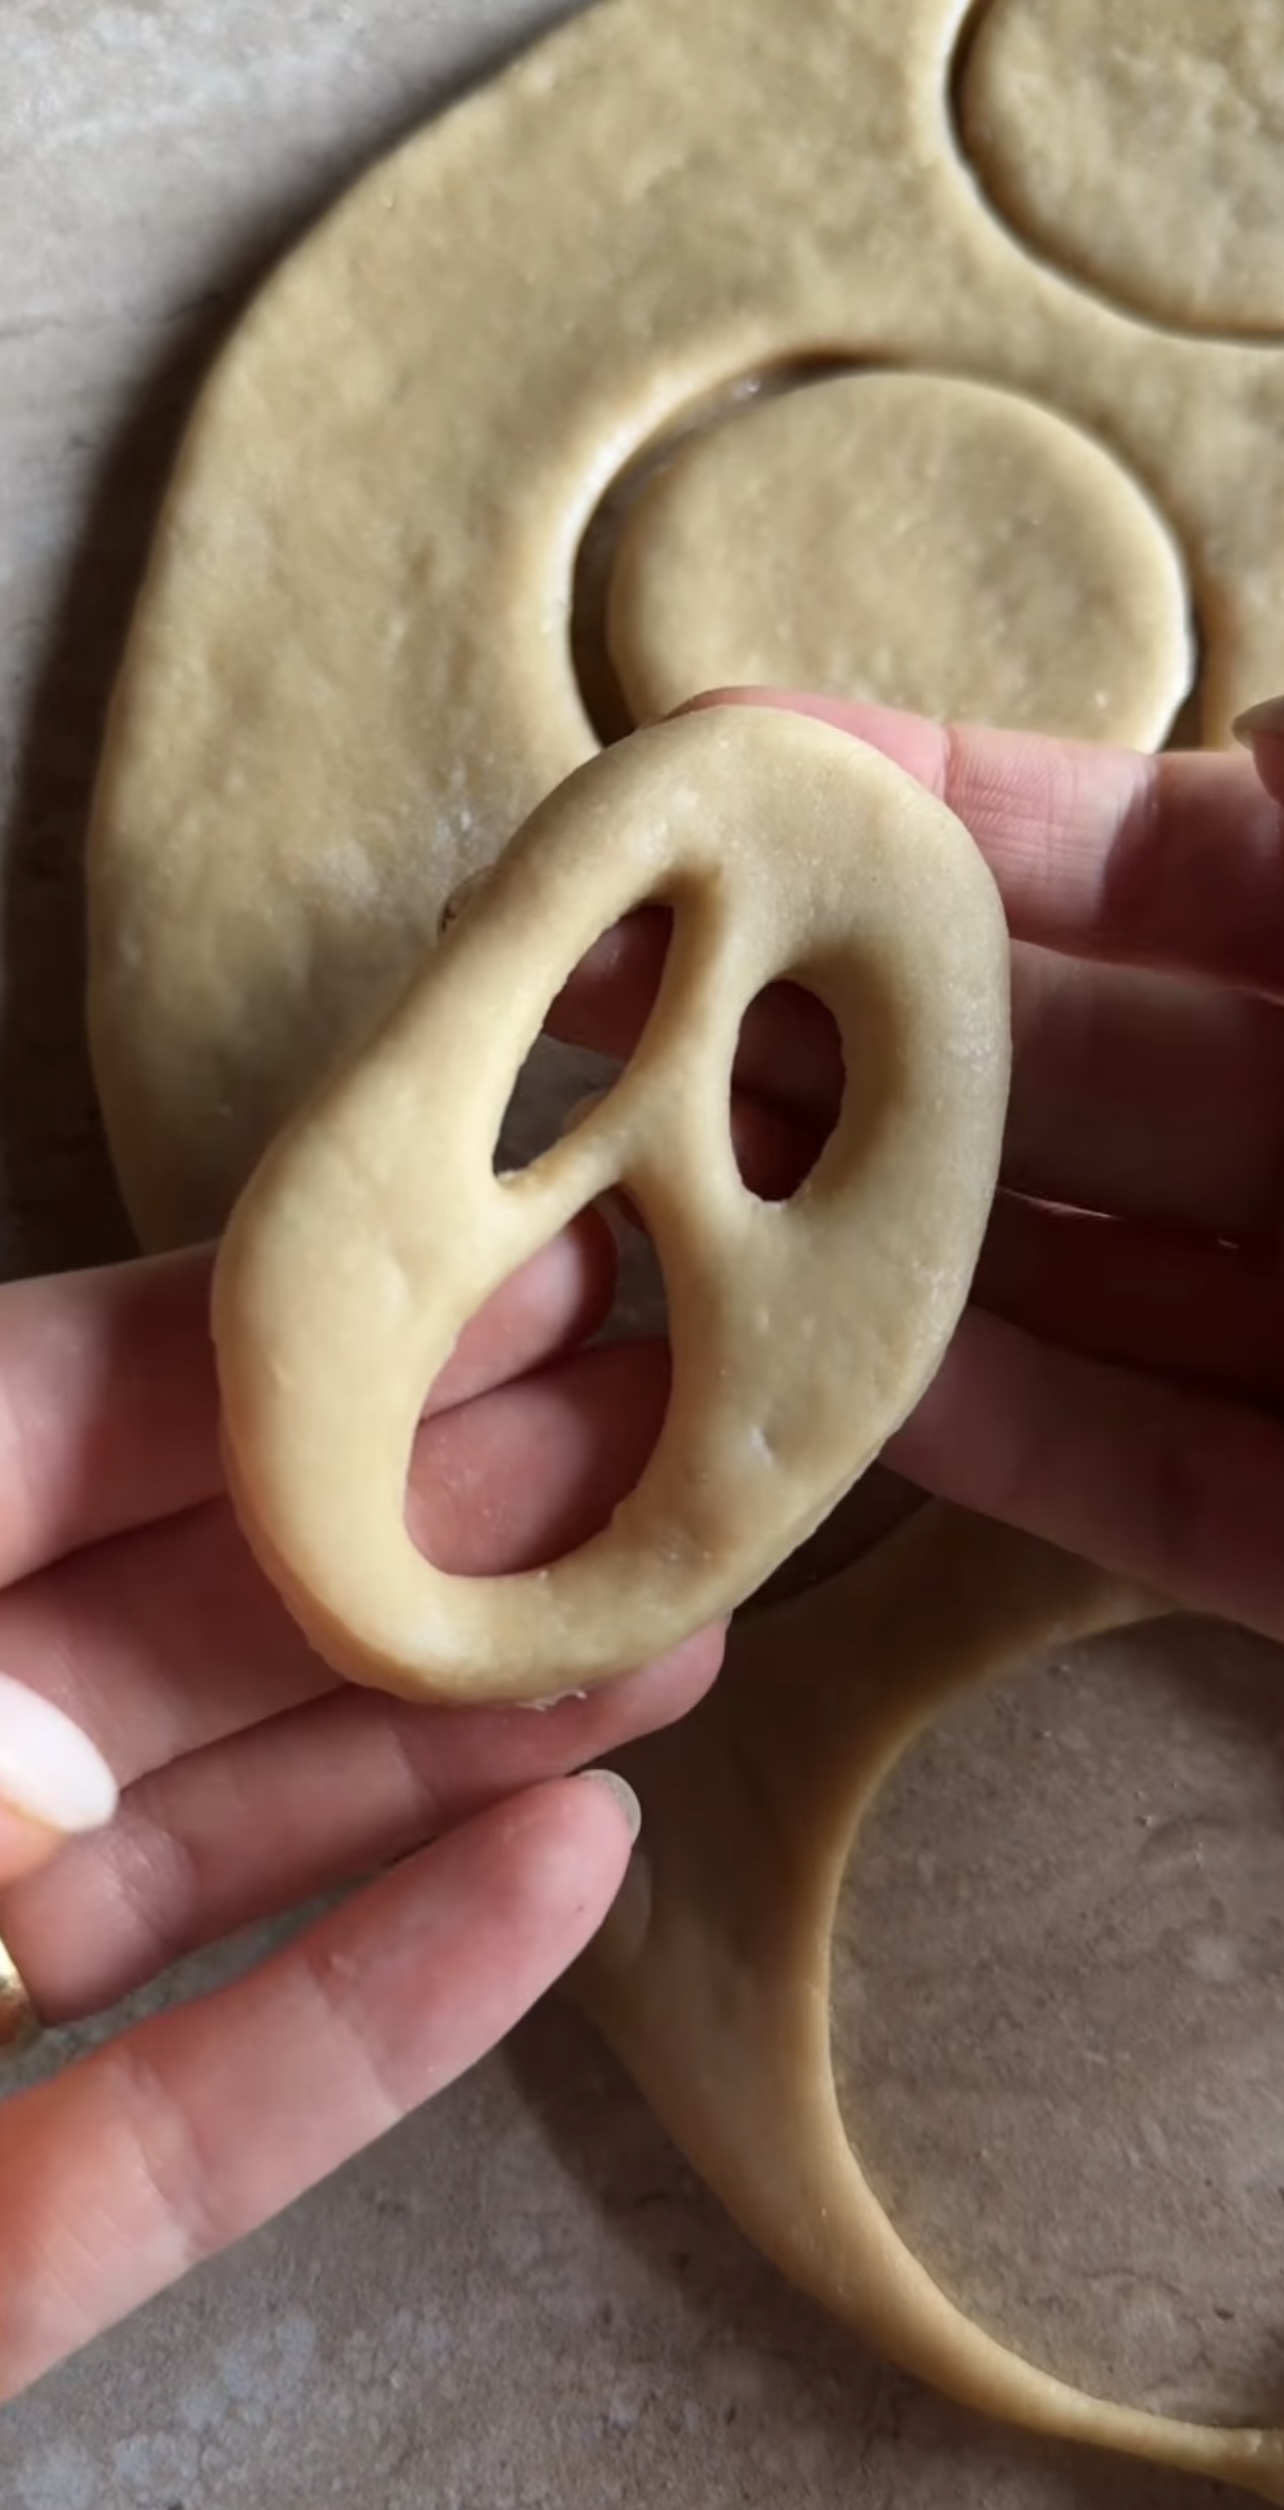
[
  {"x1": 608, "y1": 370, "x2": 1190, "y2": 741},
  {"x1": 960, "y1": 0, "x2": 1284, "y2": 338},
  {"x1": 573, "y1": 1505, "x2": 1284, "y2": 2504},
  {"x1": 212, "y1": 707, "x2": 1009, "y2": 1703},
  {"x1": 86, "y1": 0, "x2": 1284, "y2": 1251}
]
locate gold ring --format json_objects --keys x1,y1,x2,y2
[{"x1": 0, "y1": 1930, "x2": 39, "y2": 2058}]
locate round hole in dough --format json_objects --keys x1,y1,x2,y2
[
  {"x1": 834, "y1": 1611, "x2": 1284, "y2": 2428},
  {"x1": 956, "y1": 0, "x2": 1284, "y2": 341},
  {"x1": 605, "y1": 369, "x2": 1193, "y2": 746},
  {"x1": 574, "y1": 1508, "x2": 1284, "y2": 2501}
]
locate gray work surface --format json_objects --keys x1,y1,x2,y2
[{"x1": 0, "y1": 7, "x2": 1280, "y2": 2506}]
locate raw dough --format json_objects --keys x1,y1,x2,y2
[
  {"x1": 573, "y1": 1505, "x2": 1284, "y2": 2504},
  {"x1": 86, "y1": 0, "x2": 1284, "y2": 1251},
  {"x1": 212, "y1": 708, "x2": 1009, "y2": 1703},
  {"x1": 607, "y1": 370, "x2": 1190, "y2": 739},
  {"x1": 959, "y1": 0, "x2": 1284, "y2": 338},
  {"x1": 81, "y1": 0, "x2": 1284, "y2": 2491}
]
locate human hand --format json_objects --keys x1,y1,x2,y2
[
  {"x1": 0, "y1": 1228, "x2": 721, "y2": 2399},
  {"x1": 552, "y1": 688, "x2": 1284, "y2": 1642}
]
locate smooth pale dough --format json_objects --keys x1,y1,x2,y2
[
  {"x1": 211, "y1": 709, "x2": 1009, "y2": 1704},
  {"x1": 960, "y1": 0, "x2": 1284, "y2": 337},
  {"x1": 573, "y1": 1506, "x2": 1284, "y2": 2505},
  {"x1": 607, "y1": 371, "x2": 1190, "y2": 738},
  {"x1": 86, "y1": 0, "x2": 1284, "y2": 1252}
]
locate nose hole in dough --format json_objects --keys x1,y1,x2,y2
[
  {"x1": 493, "y1": 906, "x2": 675, "y2": 1176},
  {"x1": 832, "y1": 1616, "x2": 1284, "y2": 2425},
  {"x1": 403, "y1": 1233, "x2": 672, "y2": 1578},
  {"x1": 730, "y1": 979, "x2": 844, "y2": 1203}
]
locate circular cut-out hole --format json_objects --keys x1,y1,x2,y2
[
  {"x1": 954, "y1": 0, "x2": 1284, "y2": 342},
  {"x1": 731, "y1": 979, "x2": 844, "y2": 1203},
  {"x1": 602, "y1": 368, "x2": 1192, "y2": 750},
  {"x1": 832, "y1": 1616, "x2": 1284, "y2": 2424}
]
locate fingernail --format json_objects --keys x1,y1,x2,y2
[
  {"x1": 0, "y1": 1673, "x2": 118, "y2": 1835},
  {"x1": 580, "y1": 1766, "x2": 642, "y2": 1844},
  {"x1": 1232, "y1": 695, "x2": 1284, "y2": 746}
]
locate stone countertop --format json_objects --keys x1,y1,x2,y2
[{"x1": 0, "y1": 8, "x2": 1281, "y2": 2507}]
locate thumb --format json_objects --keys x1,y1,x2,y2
[{"x1": 0, "y1": 1674, "x2": 118, "y2": 1886}]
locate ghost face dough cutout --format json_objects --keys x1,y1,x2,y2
[
  {"x1": 607, "y1": 371, "x2": 1190, "y2": 739},
  {"x1": 212, "y1": 708, "x2": 1009, "y2": 1704},
  {"x1": 86, "y1": 0, "x2": 1284, "y2": 1252},
  {"x1": 573, "y1": 1505, "x2": 1284, "y2": 2505},
  {"x1": 959, "y1": 0, "x2": 1284, "y2": 339}
]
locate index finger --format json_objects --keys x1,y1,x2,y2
[{"x1": 693, "y1": 691, "x2": 1284, "y2": 997}]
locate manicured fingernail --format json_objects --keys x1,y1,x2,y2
[
  {"x1": 0, "y1": 1673, "x2": 118, "y2": 1835},
  {"x1": 1232, "y1": 695, "x2": 1284, "y2": 746},
  {"x1": 581, "y1": 1766, "x2": 642, "y2": 1844}
]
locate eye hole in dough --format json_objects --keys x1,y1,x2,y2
[
  {"x1": 730, "y1": 978, "x2": 845, "y2": 1206},
  {"x1": 835, "y1": 1611, "x2": 1284, "y2": 2428},
  {"x1": 955, "y1": 0, "x2": 1284, "y2": 340},
  {"x1": 605, "y1": 369, "x2": 1193, "y2": 748},
  {"x1": 493, "y1": 906, "x2": 676, "y2": 1176}
]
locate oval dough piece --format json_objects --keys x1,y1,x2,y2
[
  {"x1": 86, "y1": 0, "x2": 1284, "y2": 1253},
  {"x1": 212, "y1": 707, "x2": 1010, "y2": 1705},
  {"x1": 959, "y1": 0, "x2": 1284, "y2": 338},
  {"x1": 573, "y1": 1506, "x2": 1284, "y2": 2504},
  {"x1": 607, "y1": 372, "x2": 1190, "y2": 741}
]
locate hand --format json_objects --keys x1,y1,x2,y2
[
  {"x1": 552, "y1": 687, "x2": 1284, "y2": 1643},
  {"x1": 0, "y1": 1228, "x2": 722, "y2": 2399}
]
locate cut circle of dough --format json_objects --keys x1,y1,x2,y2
[
  {"x1": 85, "y1": 0, "x2": 1284, "y2": 1254},
  {"x1": 573, "y1": 1505, "x2": 1284, "y2": 2504},
  {"x1": 607, "y1": 370, "x2": 1191, "y2": 742},
  {"x1": 211, "y1": 707, "x2": 1010, "y2": 1705},
  {"x1": 959, "y1": 0, "x2": 1284, "y2": 339}
]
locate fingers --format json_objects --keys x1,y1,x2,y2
[
  {"x1": 8, "y1": 1626, "x2": 721, "y2": 2022},
  {"x1": 0, "y1": 1336, "x2": 673, "y2": 1793},
  {"x1": 555, "y1": 904, "x2": 1284, "y2": 1245},
  {"x1": 690, "y1": 691, "x2": 1284, "y2": 997},
  {"x1": 0, "y1": 1216, "x2": 617, "y2": 1591},
  {"x1": 973, "y1": 1198, "x2": 1284, "y2": 1405},
  {"x1": 0, "y1": 1677, "x2": 118, "y2": 1889},
  {"x1": 0, "y1": 1248, "x2": 222, "y2": 1591},
  {"x1": 1003, "y1": 948, "x2": 1284, "y2": 1239},
  {"x1": 0, "y1": 1775, "x2": 636, "y2": 2400},
  {"x1": 886, "y1": 1308, "x2": 1284, "y2": 1643},
  {"x1": 407, "y1": 1336, "x2": 670, "y2": 1572},
  {"x1": 1234, "y1": 701, "x2": 1284, "y2": 808}
]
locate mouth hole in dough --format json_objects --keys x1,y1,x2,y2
[
  {"x1": 404, "y1": 1239, "x2": 672, "y2": 1578},
  {"x1": 832, "y1": 1614, "x2": 1284, "y2": 2425},
  {"x1": 493, "y1": 906, "x2": 676, "y2": 1175},
  {"x1": 730, "y1": 977, "x2": 844, "y2": 1203}
]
